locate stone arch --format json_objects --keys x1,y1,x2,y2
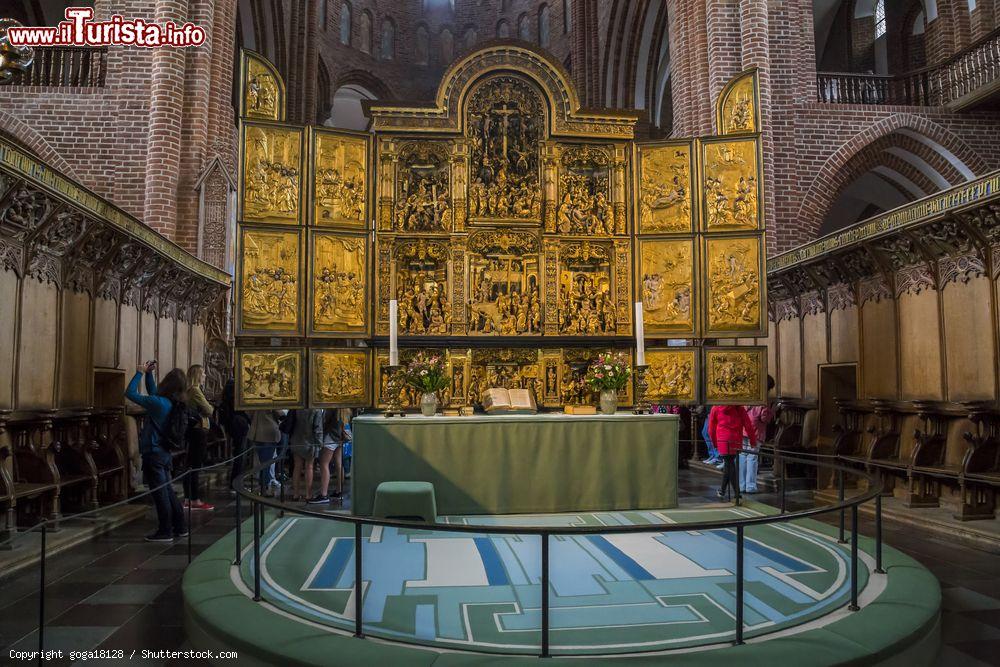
[
  {"x1": 367, "y1": 43, "x2": 639, "y2": 138},
  {"x1": 0, "y1": 110, "x2": 80, "y2": 180},
  {"x1": 334, "y1": 69, "x2": 393, "y2": 101},
  {"x1": 796, "y1": 112, "x2": 989, "y2": 234}
]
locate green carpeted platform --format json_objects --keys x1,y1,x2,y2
[{"x1": 183, "y1": 503, "x2": 940, "y2": 666}]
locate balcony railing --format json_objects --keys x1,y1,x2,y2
[
  {"x1": 817, "y1": 27, "x2": 1000, "y2": 106},
  {"x1": 7, "y1": 46, "x2": 107, "y2": 88}
]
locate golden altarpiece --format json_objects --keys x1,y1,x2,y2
[{"x1": 232, "y1": 46, "x2": 768, "y2": 411}]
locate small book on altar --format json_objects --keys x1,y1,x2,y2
[
  {"x1": 481, "y1": 388, "x2": 538, "y2": 414},
  {"x1": 563, "y1": 405, "x2": 597, "y2": 415}
]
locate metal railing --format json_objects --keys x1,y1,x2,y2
[
  {"x1": 6, "y1": 46, "x2": 107, "y2": 87},
  {"x1": 817, "y1": 27, "x2": 1000, "y2": 106},
  {"x1": 2, "y1": 450, "x2": 245, "y2": 667},
  {"x1": 234, "y1": 443, "x2": 887, "y2": 658}
]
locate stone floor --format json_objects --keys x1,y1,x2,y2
[{"x1": 0, "y1": 465, "x2": 997, "y2": 665}]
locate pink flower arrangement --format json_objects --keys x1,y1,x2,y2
[
  {"x1": 585, "y1": 352, "x2": 631, "y2": 392},
  {"x1": 403, "y1": 352, "x2": 450, "y2": 393}
]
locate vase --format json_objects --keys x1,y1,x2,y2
[
  {"x1": 599, "y1": 389, "x2": 618, "y2": 415},
  {"x1": 420, "y1": 392, "x2": 438, "y2": 417}
]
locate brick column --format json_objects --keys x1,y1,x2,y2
[
  {"x1": 707, "y1": 0, "x2": 743, "y2": 120},
  {"x1": 176, "y1": 0, "x2": 215, "y2": 255},
  {"x1": 668, "y1": 0, "x2": 713, "y2": 137},
  {"x1": 206, "y1": 0, "x2": 236, "y2": 167},
  {"x1": 143, "y1": 0, "x2": 190, "y2": 239}
]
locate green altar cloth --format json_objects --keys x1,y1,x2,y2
[{"x1": 351, "y1": 412, "x2": 678, "y2": 516}]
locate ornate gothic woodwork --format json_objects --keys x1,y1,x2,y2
[{"x1": 0, "y1": 137, "x2": 228, "y2": 323}]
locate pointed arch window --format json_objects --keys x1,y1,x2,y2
[
  {"x1": 441, "y1": 28, "x2": 454, "y2": 63},
  {"x1": 359, "y1": 11, "x2": 372, "y2": 53},
  {"x1": 380, "y1": 20, "x2": 395, "y2": 60},
  {"x1": 517, "y1": 13, "x2": 529, "y2": 40},
  {"x1": 874, "y1": 0, "x2": 886, "y2": 38},
  {"x1": 538, "y1": 4, "x2": 550, "y2": 47},
  {"x1": 497, "y1": 19, "x2": 509, "y2": 38},
  {"x1": 416, "y1": 25, "x2": 430, "y2": 65},
  {"x1": 340, "y1": 2, "x2": 352, "y2": 45}
]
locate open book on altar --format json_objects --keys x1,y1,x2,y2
[{"x1": 481, "y1": 388, "x2": 538, "y2": 414}]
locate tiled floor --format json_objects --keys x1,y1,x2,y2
[{"x1": 0, "y1": 466, "x2": 997, "y2": 665}]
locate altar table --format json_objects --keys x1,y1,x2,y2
[{"x1": 351, "y1": 412, "x2": 678, "y2": 516}]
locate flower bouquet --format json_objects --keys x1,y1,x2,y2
[
  {"x1": 585, "y1": 352, "x2": 631, "y2": 414},
  {"x1": 402, "y1": 352, "x2": 450, "y2": 416}
]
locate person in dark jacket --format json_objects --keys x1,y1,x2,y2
[
  {"x1": 125, "y1": 361, "x2": 189, "y2": 542},
  {"x1": 708, "y1": 404, "x2": 757, "y2": 501},
  {"x1": 220, "y1": 376, "x2": 251, "y2": 495}
]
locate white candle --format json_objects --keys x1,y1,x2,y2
[
  {"x1": 389, "y1": 299, "x2": 399, "y2": 366},
  {"x1": 634, "y1": 301, "x2": 645, "y2": 366}
]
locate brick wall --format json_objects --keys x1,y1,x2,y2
[{"x1": 0, "y1": 0, "x2": 237, "y2": 260}]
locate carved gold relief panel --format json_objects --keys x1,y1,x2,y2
[
  {"x1": 556, "y1": 241, "x2": 622, "y2": 336},
  {"x1": 703, "y1": 234, "x2": 764, "y2": 336},
  {"x1": 241, "y1": 122, "x2": 303, "y2": 225},
  {"x1": 311, "y1": 128, "x2": 368, "y2": 229},
  {"x1": 636, "y1": 141, "x2": 695, "y2": 234},
  {"x1": 392, "y1": 238, "x2": 453, "y2": 336},
  {"x1": 717, "y1": 69, "x2": 759, "y2": 135},
  {"x1": 555, "y1": 144, "x2": 616, "y2": 236},
  {"x1": 703, "y1": 346, "x2": 766, "y2": 404},
  {"x1": 467, "y1": 230, "x2": 541, "y2": 336},
  {"x1": 308, "y1": 231, "x2": 368, "y2": 336},
  {"x1": 646, "y1": 348, "x2": 699, "y2": 404},
  {"x1": 241, "y1": 52, "x2": 284, "y2": 121},
  {"x1": 310, "y1": 349, "x2": 371, "y2": 407},
  {"x1": 638, "y1": 238, "x2": 696, "y2": 336},
  {"x1": 236, "y1": 347, "x2": 304, "y2": 410},
  {"x1": 699, "y1": 136, "x2": 761, "y2": 232},
  {"x1": 466, "y1": 75, "x2": 544, "y2": 224},
  {"x1": 237, "y1": 226, "x2": 302, "y2": 335},
  {"x1": 393, "y1": 141, "x2": 453, "y2": 232}
]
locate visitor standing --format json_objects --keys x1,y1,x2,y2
[
  {"x1": 741, "y1": 377, "x2": 775, "y2": 494},
  {"x1": 184, "y1": 365, "x2": 215, "y2": 511},
  {"x1": 709, "y1": 404, "x2": 756, "y2": 501},
  {"x1": 308, "y1": 409, "x2": 348, "y2": 505},
  {"x1": 248, "y1": 409, "x2": 286, "y2": 495},
  {"x1": 288, "y1": 408, "x2": 324, "y2": 501},
  {"x1": 125, "y1": 361, "x2": 189, "y2": 542},
  {"x1": 219, "y1": 376, "x2": 251, "y2": 495},
  {"x1": 701, "y1": 408, "x2": 721, "y2": 466}
]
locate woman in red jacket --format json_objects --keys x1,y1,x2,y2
[{"x1": 708, "y1": 404, "x2": 757, "y2": 501}]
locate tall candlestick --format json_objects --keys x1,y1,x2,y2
[
  {"x1": 389, "y1": 299, "x2": 399, "y2": 366},
  {"x1": 634, "y1": 301, "x2": 645, "y2": 366}
]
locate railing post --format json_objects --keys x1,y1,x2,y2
[
  {"x1": 234, "y1": 489, "x2": 243, "y2": 565},
  {"x1": 875, "y1": 493, "x2": 885, "y2": 574},
  {"x1": 38, "y1": 524, "x2": 46, "y2": 665},
  {"x1": 838, "y1": 469, "x2": 846, "y2": 544},
  {"x1": 354, "y1": 522, "x2": 364, "y2": 638},
  {"x1": 541, "y1": 532, "x2": 551, "y2": 657},
  {"x1": 779, "y1": 453, "x2": 787, "y2": 514},
  {"x1": 734, "y1": 453, "x2": 741, "y2": 507},
  {"x1": 850, "y1": 504, "x2": 860, "y2": 611},
  {"x1": 252, "y1": 501, "x2": 261, "y2": 602},
  {"x1": 735, "y1": 524, "x2": 745, "y2": 645},
  {"x1": 187, "y1": 484, "x2": 193, "y2": 564}
]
